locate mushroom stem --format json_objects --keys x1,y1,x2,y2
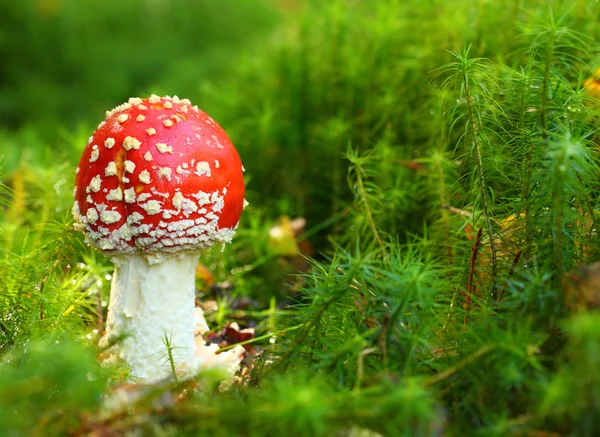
[{"x1": 105, "y1": 252, "x2": 205, "y2": 381}]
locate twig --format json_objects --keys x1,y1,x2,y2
[
  {"x1": 464, "y1": 227, "x2": 483, "y2": 327},
  {"x1": 355, "y1": 347, "x2": 378, "y2": 390},
  {"x1": 443, "y1": 204, "x2": 473, "y2": 218},
  {"x1": 463, "y1": 69, "x2": 498, "y2": 300}
]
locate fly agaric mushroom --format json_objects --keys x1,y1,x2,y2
[{"x1": 72, "y1": 95, "x2": 246, "y2": 382}]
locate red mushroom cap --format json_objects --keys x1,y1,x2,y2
[{"x1": 72, "y1": 95, "x2": 245, "y2": 254}]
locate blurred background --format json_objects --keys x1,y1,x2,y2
[{"x1": 0, "y1": 0, "x2": 278, "y2": 133}]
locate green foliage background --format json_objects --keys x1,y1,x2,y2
[{"x1": 1, "y1": 0, "x2": 600, "y2": 435}]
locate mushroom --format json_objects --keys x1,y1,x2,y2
[{"x1": 72, "y1": 95, "x2": 246, "y2": 382}]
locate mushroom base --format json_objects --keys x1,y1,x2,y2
[{"x1": 104, "y1": 252, "x2": 237, "y2": 382}]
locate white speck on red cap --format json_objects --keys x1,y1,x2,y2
[
  {"x1": 86, "y1": 208, "x2": 99, "y2": 223},
  {"x1": 117, "y1": 114, "x2": 129, "y2": 123},
  {"x1": 106, "y1": 102, "x2": 132, "y2": 118},
  {"x1": 211, "y1": 191, "x2": 225, "y2": 212},
  {"x1": 100, "y1": 209, "x2": 122, "y2": 224},
  {"x1": 123, "y1": 136, "x2": 142, "y2": 150},
  {"x1": 144, "y1": 152, "x2": 153, "y2": 162},
  {"x1": 146, "y1": 128, "x2": 156, "y2": 136},
  {"x1": 176, "y1": 165, "x2": 191, "y2": 176},
  {"x1": 158, "y1": 167, "x2": 172, "y2": 181},
  {"x1": 212, "y1": 135, "x2": 224, "y2": 149},
  {"x1": 163, "y1": 119, "x2": 174, "y2": 128},
  {"x1": 151, "y1": 187, "x2": 169, "y2": 198},
  {"x1": 89, "y1": 175, "x2": 102, "y2": 193},
  {"x1": 107, "y1": 188, "x2": 123, "y2": 201},
  {"x1": 193, "y1": 191, "x2": 210, "y2": 206},
  {"x1": 136, "y1": 114, "x2": 146, "y2": 122},
  {"x1": 90, "y1": 145, "x2": 99, "y2": 162},
  {"x1": 124, "y1": 161, "x2": 136, "y2": 173},
  {"x1": 105, "y1": 162, "x2": 117, "y2": 177},
  {"x1": 194, "y1": 161, "x2": 211, "y2": 177},
  {"x1": 128, "y1": 97, "x2": 143, "y2": 105},
  {"x1": 172, "y1": 192, "x2": 184, "y2": 210},
  {"x1": 140, "y1": 200, "x2": 162, "y2": 215},
  {"x1": 105, "y1": 138, "x2": 116, "y2": 149},
  {"x1": 124, "y1": 188, "x2": 136, "y2": 203},
  {"x1": 139, "y1": 170, "x2": 151, "y2": 184},
  {"x1": 128, "y1": 211, "x2": 144, "y2": 224},
  {"x1": 156, "y1": 143, "x2": 173, "y2": 154}
]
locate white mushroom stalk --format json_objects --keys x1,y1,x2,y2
[
  {"x1": 73, "y1": 95, "x2": 246, "y2": 383},
  {"x1": 106, "y1": 253, "x2": 244, "y2": 381},
  {"x1": 107, "y1": 253, "x2": 195, "y2": 380}
]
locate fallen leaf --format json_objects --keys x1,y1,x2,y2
[{"x1": 206, "y1": 322, "x2": 256, "y2": 355}]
